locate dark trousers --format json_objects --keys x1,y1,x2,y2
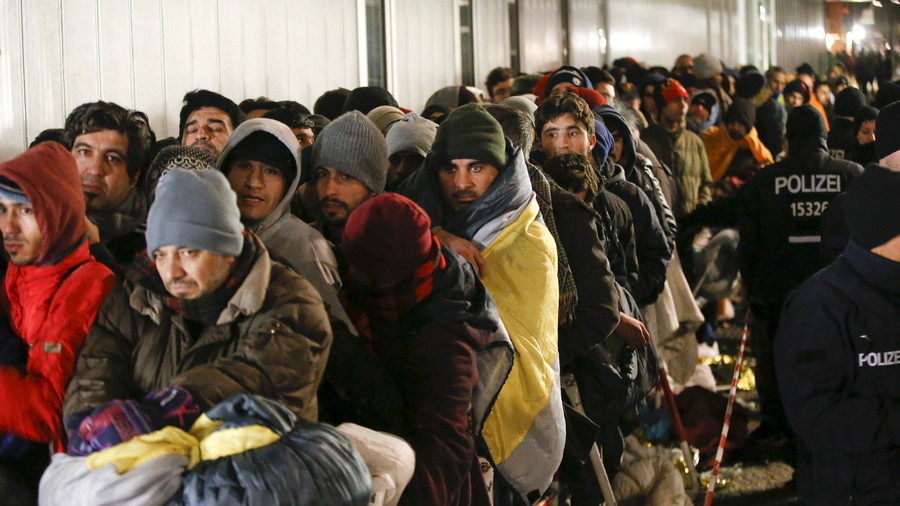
[{"x1": 749, "y1": 300, "x2": 792, "y2": 434}]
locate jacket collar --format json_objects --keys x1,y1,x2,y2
[
  {"x1": 844, "y1": 240, "x2": 900, "y2": 298},
  {"x1": 129, "y1": 234, "x2": 272, "y2": 325}
]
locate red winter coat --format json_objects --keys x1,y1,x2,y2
[{"x1": 0, "y1": 143, "x2": 115, "y2": 451}]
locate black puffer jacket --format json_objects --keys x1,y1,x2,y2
[
  {"x1": 736, "y1": 138, "x2": 863, "y2": 303},
  {"x1": 775, "y1": 242, "x2": 900, "y2": 504}
]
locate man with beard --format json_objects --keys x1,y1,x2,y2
[
  {"x1": 702, "y1": 98, "x2": 774, "y2": 184},
  {"x1": 63, "y1": 101, "x2": 154, "y2": 266},
  {"x1": 179, "y1": 89, "x2": 244, "y2": 157},
  {"x1": 311, "y1": 111, "x2": 388, "y2": 246}
]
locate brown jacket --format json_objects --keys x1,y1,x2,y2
[
  {"x1": 63, "y1": 236, "x2": 332, "y2": 422},
  {"x1": 642, "y1": 124, "x2": 713, "y2": 217}
]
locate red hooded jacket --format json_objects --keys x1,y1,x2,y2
[{"x1": 0, "y1": 142, "x2": 115, "y2": 451}]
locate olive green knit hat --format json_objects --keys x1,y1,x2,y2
[{"x1": 431, "y1": 103, "x2": 508, "y2": 169}]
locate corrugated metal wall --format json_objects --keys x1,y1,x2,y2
[
  {"x1": 775, "y1": 0, "x2": 825, "y2": 74},
  {"x1": 0, "y1": 0, "x2": 827, "y2": 161},
  {"x1": 519, "y1": 0, "x2": 564, "y2": 73},
  {"x1": 391, "y1": 0, "x2": 459, "y2": 112},
  {"x1": 0, "y1": 0, "x2": 361, "y2": 160},
  {"x1": 473, "y1": 0, "x2": 511, "y2": 90}
]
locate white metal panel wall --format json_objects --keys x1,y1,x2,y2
[
  {"x1": 0, "y1": 0, "x2": 361, "y2": 161},
  {"x1": 472, "y1": 0, "x2": 511, "y2": 89},
  {"x1": 390, "y1": 0, "x2": 458, "y2": 112},
  {"x1": 519, "y1": 0, "x2": 564, "y2": 73},
  {"x1": 775, "y1": 0, "x2": 824, "y2": 73},
  {"x1": 567, "y1": 0, "x2": 604, "y2": 68},
  {"x1": 606, "y1": 0, "x2": 710, "y2": 69}
]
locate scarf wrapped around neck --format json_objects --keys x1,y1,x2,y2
[
  {"x1": 129, "y1": 235, "x2": 257, "y2": 325},
  {"x1": 340, "y1": 235, "x2": 447, "y2": 347},
  {"x1": 702, "y1": 125, "x2": 773, "y2": 181}
]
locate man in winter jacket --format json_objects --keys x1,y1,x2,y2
[
  {"x1": 533, "y1": 94, "x2": 640, "y2": 305},
  {"x1": 63, "y1": 168, "x2": 332, "y2": 450},
  {"x1": 736, "y1": 104, "x2": 862, "y2": 443},
  {"x1": 642, "y1": 79, "x2": 714, "y2": 217},
  {"x1": 735, "y1": 72, "x2": 785, "y2": 158},
  {"x1": 775, "y1": 164, "x2": 900, "y2": 505},
  {"x1": 0, "y1": 143, "x2": 116, "y2": 490},
  {"x1": 702, "y1": 99, "x2": 773, "y2": 183},
  {"x1": 217, "y1": 118, "x2": 350, "y2": 328},
  {"x1": 63, "y1": 101, "x2": 155, "y2": 266},
  {"x1": 827, "y1": 87, "x2": 867, "y2": 161},
  {"x1": 400, "y1": 103, "x2": 565, "y2": 503},
  {"x1": 339, "y1": 193, "x2": 508, "y2": 506},
  {"x1": 179, "y1": 89, "x2": 244, "y2": 156},
  {"x1": 311, "y1": 111, "x2": 389, "y2": 245}
]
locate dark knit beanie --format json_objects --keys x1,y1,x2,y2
[
  {"x1": 544, "y1": 66, "x2": 592, "y2": 97},
  {"x1": 735, "y1": 72, "x2": 765, "y2": 99},
  {"x1": 225, "y1": 131, "x2": 297, "y2": 184},
  {"x1": 833, "y1": 87, "x2": 867, "y2": 118},
  {"x1": 312, "y1": 111, "x2": 388, "y2": 193},
  {"x1": 724, "y1": 98, "x2": 756, "y2": 131},
  {"x1": 784, "y1": 80, "x2": 811, "y2": 103},
  {"x1": 691, "y1": 91, "x2": 717, "y2": 113},
  {"x1": 341, "y1": 193, "x2": 436, "y2": 285},
  {"x1": 843, "y1": 166, "x2": 900, "y2": 248},
  {"x1": 786, "y1": 104, "x2": 825, "y2": 141},
  {"x1": 853, "y1": 106, "x2": 879, "y2": 135},
  {"x1": 873, "y1": 81, "x2": 900, "y2": 109},
  {"x1": 432, "y1": 103, "x2": 508, "y2": 170},
  {"x1": 875, "y1": 101, "x2": 900, "y2": 160},
  {"x1": 343, "y1": 86, "x2": 399, "y2": 115},
  {"x1": 314, "y1": 88, "x2": 351, "y2": 120}
]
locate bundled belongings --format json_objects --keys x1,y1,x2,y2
[{"x1": 42, "y1": 395, "x2": 372, "y2": 506}]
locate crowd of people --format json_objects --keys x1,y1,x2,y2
[{"x1": 0, "y1": 49, "x2": 897, "y2": 506}]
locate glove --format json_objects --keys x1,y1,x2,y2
[
  {"x1": 140, "y1": 386, "x2": 201, "y2": 431},
  {"x1": 67, "y1": 400, "x2": 154, "y2": 456}
]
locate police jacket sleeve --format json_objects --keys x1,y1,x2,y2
[
  {"x1": 774, "y1": 289, "x2": 895, "y2": 454},
  {"x1": 819, "y1": 193, "x2": 849, "y2": 265},
  {"x1": 735, "y1": 179, "x2": 763, "y2": 298},
  {"x1": 555, "y1": 206, "x2": 620, "y2": 368}
]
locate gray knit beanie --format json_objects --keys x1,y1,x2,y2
[
  {"x1": 385, "y1": 112, "x2": 438, "y2": 158},
  {"x1": 311, "y1": 111, "x2": 388, "y2": 193},
  {"x1": 694, "y1": 53, "x2": 723, "y2": 80},
  {"x1": 146, "y1": 168, "x2": 244, "y2": 257}
]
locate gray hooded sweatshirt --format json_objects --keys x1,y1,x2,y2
[{"x1": 217, "y1": 118, "x2": 351, "y2": 328}]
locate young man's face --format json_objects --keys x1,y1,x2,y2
[
  {"x1": 857, "y1": 121, "x2": 876, "y2": 145},
  {"x1": 490, "y1": 78, "x2": 515, "y2": 103},
  {"x1": 152, "y1": 246, "x2": 237, "y2": 300},
  {"x1": 71, "y1": 129, "x2": 133, "y2": 213},
  {"x1": 539, "y1": 113, "x2": 596, "y2": 158},
  {"x1": 293, "y1": 127, "x2": 315, "y2": 148},
  {"x1": 315, "y1": 167, "x2": 372, "y2": 224},
  {"x1": 182, "y1": 107, "x2": 234, "y2": 156},
  {"x1": 438, "y1": 159, "x2": 500, "y2": 211},
  {"x1": 225, "y1": 158, "x2": 287, "y2": 222},
  {"x1": 550, "y1": 82, "x2": 577, "y2": 97},
  {"x1": 786, "y1": 92, "x2": 806, "y2": 108},
  {"x1": 388, "y1": 152, "x2": 423, "y2": 186},
  {"x1": 609, "y1": 128, "x2": 625, "y2": 164},
  {"x1": 767, "y1": 72, "x2": 787, "y2": 93},
  {"x1": 0, "y1": 198, "x2": 41, "y2": 266},
  {"x1": 662, "y1": 96, "x2": 689, "y2": 123},
  {"x1": 815, "y1": 85, "x2": 831, "y2": 106},
  {"x1": 595, "y1": 83, "x2": 616, "y2": 104},
  {"x1": 689, "y1": 103, "x2": 710, "y2": 124}
]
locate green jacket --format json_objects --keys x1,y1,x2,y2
[
  {"x1": 642, "y1": 124, "x2": 713, "y2": 216},
  {"x1": 63, "y1": 236, "x2": 332, "y2": 423}
]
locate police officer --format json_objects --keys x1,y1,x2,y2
[
  {"x1": 736, "y1": 104, "x2": 863, "y2": 445},
  {"x1": 774, "y1": 108, "x2": 900, "y2": 502}
]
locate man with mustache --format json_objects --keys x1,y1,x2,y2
[
  {"x1": 400, "y1": 103, "x2": 565, "y2": 502},
  {"x1": 64, "y1": 168, "x2": 332, "y2": 454},
  {"x1": 63, "y1": 101, "x2": 154, "y2": 266},
  {"x1": 179, "y1": 89, "x2": 244, "y2": 157},
  {"x1": 216, "y1": 118, "x2": 352, "y2": 330},
  {"x1": 0, "y1": 143, "x2": 115, "y2": 498},
  {"x1": 311, "y1": 111, "x2": 389, "y2": 245}
]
